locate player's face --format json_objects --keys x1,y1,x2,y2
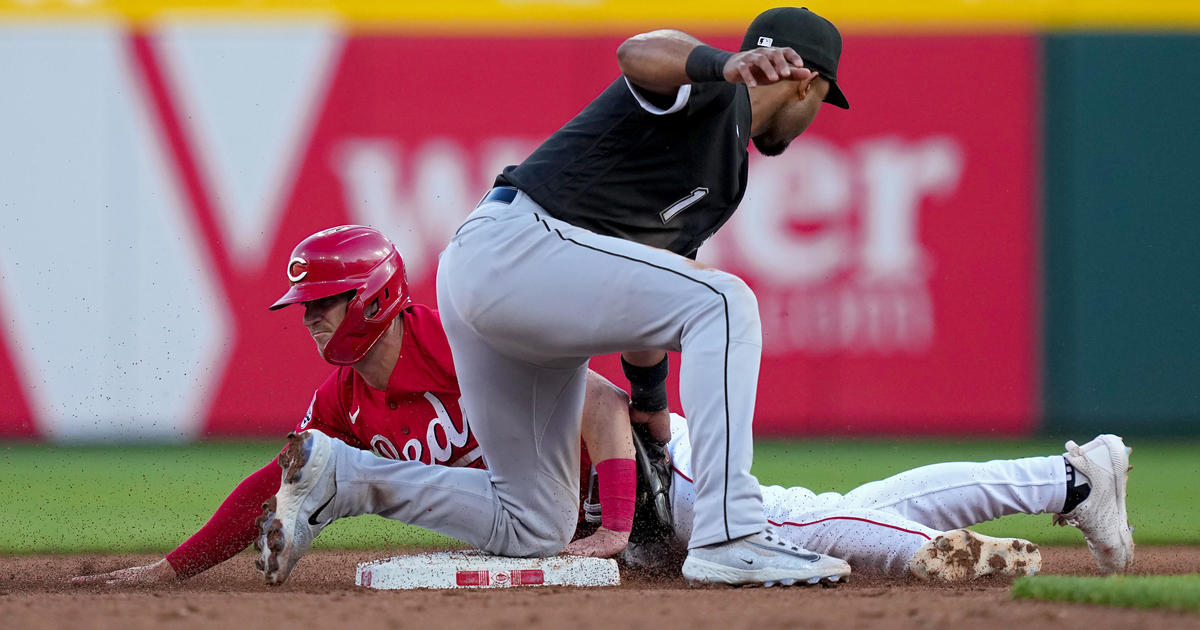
[
  {"x1": 302, "y1": 292, "x2": 352, "y2": 355},
  {"x1": 752, "y1": 76, "x2": 830, "y2": 157}
]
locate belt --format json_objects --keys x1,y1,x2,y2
[{"x1": 478, "y1": 186, "x2": 518, "y2": 207}]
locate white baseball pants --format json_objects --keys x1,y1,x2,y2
[{"x1": 666, "y1": 417, "x2": 1067, "y2": 573}]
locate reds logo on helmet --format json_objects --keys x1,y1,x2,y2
[
  {"x1": 268, "y1": 225, "x2": 412, "y2": 365},
  {"x1": 287, "y1": 257, "x2": 309, "y2": 283}
]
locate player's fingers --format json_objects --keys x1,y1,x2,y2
[
  {"x1": 783, "y1": 47, "x2": 805, "y2": 68},
  {"x1": 735, "y1": 60, "x2": 758, "y2": 87},
  {"x1": 564, "y1": 537, "x2": 602, "y2": 556},
  {"x1": 70, "y1": 571, "x2": 115, "y2": 584},
  {"x1": 768, "y1": 49, "x2": 794, "y2": 79},
  {"x1": 752, "y1": 54, "x2": 780, "y2": 82},
  {"x1": 104, "y1": 574, "x2": 138, "y2": 586},
  {"x1": 790, "y1": 66, "x2": 817, "y2": 87}
]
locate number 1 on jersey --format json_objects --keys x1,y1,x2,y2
[{"x1": 659, "y1": 187, "x2": 709, "y2": 223}]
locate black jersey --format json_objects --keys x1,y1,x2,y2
[{"x1": 497, "y1": 77, "x2": 752, "y2": 257}]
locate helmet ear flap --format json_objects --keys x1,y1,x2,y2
[{"x1": 321, "y1": 248, "x2": 411, "y2": 365}]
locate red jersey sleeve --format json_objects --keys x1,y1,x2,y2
[{"x1": 164, "y1": 458, "x2": 281, "y2": 579}]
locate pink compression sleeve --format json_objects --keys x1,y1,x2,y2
[{"x1": 596, "y1": 458, "x2": 636, "y2": 532}]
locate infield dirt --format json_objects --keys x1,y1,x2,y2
[{"x1": 3, "y1": 547, "x2": 1197, "y2": 630}]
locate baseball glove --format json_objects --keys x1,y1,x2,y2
[{"x1": 629, "y1": 423, "x2": 674, "y2": 545}]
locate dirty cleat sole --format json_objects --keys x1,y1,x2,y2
[
  {"x1": 910, "y1": 529, "x2": 1041, "y2": 582},
  {"x1": 254, "y1": 430, "x2": 336, "y2": 586}
]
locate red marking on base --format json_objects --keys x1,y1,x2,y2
[
  {"x1": 456, "y1": 570, "x2": 489, "y2": 586},
  {"x1": 361, "y1": 570, "x2": 372, "y2": 587},
  {"x1": 455, "y1": 569, "x2": 545, "y2": 587},
  {"x1": 511, "y1": 569, "x2": 544, "y2": 585}
]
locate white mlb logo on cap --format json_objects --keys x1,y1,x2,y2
[{"x1": 758, "y1": 36, "x2": 773, "y2": 46}]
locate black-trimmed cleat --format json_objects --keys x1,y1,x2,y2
[{"x1": 1053, "y1": 434, "x2": 1134, "y2": 574}]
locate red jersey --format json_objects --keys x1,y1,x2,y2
[{"x1": 297, "y1": 304, "x2": 483, "y2": 469}]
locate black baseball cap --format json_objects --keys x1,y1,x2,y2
[{"x1": 740, "y1": 7, "x2": 849, "y2": 109}]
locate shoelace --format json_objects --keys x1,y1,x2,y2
[{"x1": 761, "y1": 528, "x2": 805, "y2": 554}]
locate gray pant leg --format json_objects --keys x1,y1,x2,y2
[
  {"x1": 323, "y1": 381, "x2": 582, "y2": 558},
  {"x1": 325, "y1": 440, "x2": 507, "y2": 551},
  {"x1": 438, "y1": 287, "x2": 587, "y2": 556},
  {"x1": 439, "y1": 194, "x2": 764, "y2": 549}
]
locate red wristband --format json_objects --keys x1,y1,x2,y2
[{"x1": 596, "y1": 458, "x2": 636, "y2": 533}]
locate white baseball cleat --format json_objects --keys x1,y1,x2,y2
[
  {"x1": 1053, "y1": 434, "x2": 1134, "y2": 574},
  {"x1": 909, "y1": 529, "x2": 1041, "y2": 582},
  {"x1": 681, "y1": 527, "x2": 850, "y2": 587},
  {"x1": 254, "y1": 430, "x2": 338, "y2": 586}
]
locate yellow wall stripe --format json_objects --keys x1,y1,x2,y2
[{"x1": 2, "y1": 1, "x2": 1199, "y2": 31}]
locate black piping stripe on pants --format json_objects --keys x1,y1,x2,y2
[{"x1": 534, "y1": 213, "x2": 737, "y2": 541}]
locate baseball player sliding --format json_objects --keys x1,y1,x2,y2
[
  {"x1": 72, "y1": 226, "x2": 1133, "y2": 587},
  {"x1": 631, "y1": 412, "x2": 1134, "y2": 579},
  {"x1": 71, "y1": 226, "x2": 640, "y2": 585}
]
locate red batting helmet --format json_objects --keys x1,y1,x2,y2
[{"x1": 269, "y1": 225, "x2": 411, "y2": 365}]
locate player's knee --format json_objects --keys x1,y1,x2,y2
[
  {"x1": 486, "y1": 491, "x2": 579, "y2": 557},
  {"x1": 532, "y1": 519, "x2": 577, "y2": 556},
  {"x1": 498, "y1": 515, "x2": 576, "y2": 557},
  {"x1": 710, "y1": 273, "x2": 762, "y2": 344}
]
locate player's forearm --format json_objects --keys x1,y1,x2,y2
[
  {"x1": 620, "y1": 349, "x2": 667, "y2": 367},
  {"x1": 621, "y1": 351, "x2": 669, "y2": 416},
  {"x1": 617, "y1": 30, "x2": 712, "y2": 94},
  {"x1": 165, "y1": 459, "x2": 281, "y2": 579},
  {"x1": 582, "y1": 374, "x2": 636, "y2": 464},
  {"x1": 581, "y1": 371, "x2": 637, "y2": 534}
]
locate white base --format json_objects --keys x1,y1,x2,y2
[{"x1": 356, "y1": 550, "x2": 621, "y2": 589}]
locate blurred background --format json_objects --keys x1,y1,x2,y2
[{"x1": 1, "y1": 0, "x2": 1198, "y2": 444}]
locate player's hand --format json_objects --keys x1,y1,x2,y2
[
  {"x1": 564, "y1": 527, "x2": 631, "y2": 558},
  {"x1": 629, "y1": 406, "x2": 672, "y2": 448},
  {"x1": 70, "y1": 558, "x2": 179, "y2": 586},
  {"x1": 723, "y1": 46, "x2": 816, "y2": 87}
]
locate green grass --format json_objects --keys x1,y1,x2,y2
[
  {"x1": 1, "y1": 437, "x2": 1197, "y2": 554},
  {"x1": 1012, "y1": 574, "x2": 1200, "y2": 611},
  {"x1": 0, "y1": 440, "x2": 461, "y2": 554}
]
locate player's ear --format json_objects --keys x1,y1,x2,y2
[
  {"x1": 796, "y1": 73, "x2": 816, "y2": 100},
  {"x1": 796, "y1": 72, "x2": 818, "y2": 101}
]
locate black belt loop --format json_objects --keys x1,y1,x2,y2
[{"x1": 477, "y1": 186, "x2": 518, "y2": 207}]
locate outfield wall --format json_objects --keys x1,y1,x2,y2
[
  {"x1": 0, "y1": 2, "x2": 1194, "y2": 440},
  {"x1": 1041, "y1": 34, "x2": 1200, "y2": 437}
]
